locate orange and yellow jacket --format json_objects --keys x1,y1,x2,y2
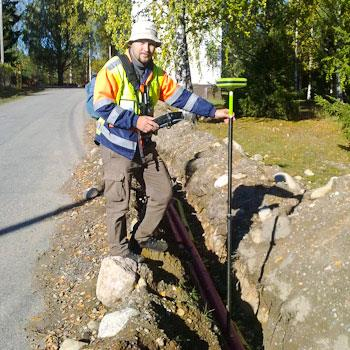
[{"x1": 93, "y1": 51, "x2": 216, "y2": 159}]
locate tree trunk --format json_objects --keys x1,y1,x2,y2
[
  {"x1": 294, "y1": 25, "x2": 300, "y2": 92},
  {"x1": 175, "y1": 2, "x2": 192, "y2": 91},
  {"x1": 69, "y1": 66, "x2": 72, "y2": 84},
  {"x1": 335, "y1": 73, "x2": 343, "y2": 101},
  {"x1": 306, "y1": 54, "x2": 313, "y2": 100},
  {"x1": 57, "y1": 63, "x2": 64, "y2": 85}
]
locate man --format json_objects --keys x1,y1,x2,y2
[{"x1": 94, "y1": 21, "x2": 229, "y2": 263}]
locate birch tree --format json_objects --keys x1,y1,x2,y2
[
  {"x1": 76, "y1": 0, "x2": 132, "y2": 53},
  {"x1": 147, "y1": 0, "x2": 221, "y2": 90}
]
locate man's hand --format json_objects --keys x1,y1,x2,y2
[
  {"x1": 136, "y1": 116, "x2": 160, "y2": 133},
  {"x1": 214, "y1": 108, "x2": 234, "y2": 122}
]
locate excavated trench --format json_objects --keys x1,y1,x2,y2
[{"x1": 169, "y1": 188, "x2": 264, "y2": 350}]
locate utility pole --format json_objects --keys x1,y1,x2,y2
[{"x1": 0, "y1": 0, "x2": 4, "y2": 64}]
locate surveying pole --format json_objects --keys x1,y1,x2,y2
[
  {"x1": 215, "y1": 77, "x2": 247, "y2": 328},
  {"x1": 0, "y1": 0, "x2": 4, "y2": 64}
]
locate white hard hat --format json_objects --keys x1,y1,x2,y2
[{"x1": 127, "y1": 21, "x2": 162, "y2": 47}]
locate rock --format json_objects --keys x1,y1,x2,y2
[
  {"x1": 250, "y1": 228, "x2": 266, "y2": 244},
  {"x1": 59, "y1": 339, "x2": 87, "y2": 350},
  {"x1": 258, "y1": 207, "x2": 272, "y2": 221},
  {"x1": 176, "y1": 308, "x2": 185, "y2": 317},
  {"x1": 262, "y1": 215, "x2": 291, "y2": 241},
  {"x1": 87, "y1": 320, "x2": 99, "y2": 331},
  {"x1": 304, "y1": 169, "x2": 314, "y2": 176},
  {"x1": 136, "y1": 277, "x2": 147, "y2": 289},
  {"x1": 214, "y1": 173, "x2": 248, "y2": 188},
  {"x1": 251, "y1": 154, "x2": 263, "y2": 162},
  {"x1": 310, "y1": 176, "x2": 337, "y2": 199},
  {"x1": 222, "y1": 138, "x2": 245, "y2": 155},
  {"x1": 232, "y1": 172, "x2": 247, "y2": 180},
  {"x1": 96, "y1": 257, "x2": 138, "y2": 307},
  {"x1": 98, "y1": 307, "x2": 139, "y2": 338},
  {"x1": 214, "y1": 174, "x2": 228, "y2": 188},
  {"x1": 90, "y1": 147, "x2": 99, "y2": 156},
  {"x1": 83, "y1": 187, "x2": 100, "y2": 200},
  {"x1": 274, "y1": 172, "x2": 303, "y2": 193},
  {"x1": 156, "y1": 337, "x2": 165, "y2": 347},
  {"x1": 250, "y1": 214, "x2": 291, "y2": 244}
]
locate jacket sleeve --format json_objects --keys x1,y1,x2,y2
[
  {"x1": 93, "y1": 60, "x2": 139, "y2": 129},
  {"x1": 159, "y1": 72, "x2": 216, "y2": 117}
]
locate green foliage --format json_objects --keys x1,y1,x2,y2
[
  {"x1": 240, "y1": 86, "x2": 299, "y2": 120},
  {"x1": 315, "y1": 95, "x2": 350, "y2": 140},
  {"x1": 3, "y1": 0, "x2": 21, "y2": 64},
  {"x1": 91, "y1": 59, "x2": 106, "y2": 75},
  {"x1": 77, "y1": 0, "x2": 132, "y2": 52},
  {"x1": 219, "y1": 0, "x2": 350, "y2": 118},
  {"x1": 222, "y1": 0, "x2": 300, "y2": 118},
  {"x1": 19, "y1": 0, "x2": 350, "y2": 118},
  {"x1": 317, "y1": 0, "x2": 350, "y2": 92},
  {"x1": 188, "y1": 287, "x2": 200, "y2": 303},
  {"x1": 202, "y1": 304, "x2": 214, "y2": 322},
  {"x1": 23, "y1": 0, "x2": 89, "y2": 85},
  {"x1": 0, "y1": 63, "x2": 16, "y2": 87}
]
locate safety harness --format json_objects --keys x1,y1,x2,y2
[
  {"x1": 117, "y1": 53, "x2": 154, "y2": 161},
  {"x1": 118, "y1": 53, "x2": 152, "y2": 116}
]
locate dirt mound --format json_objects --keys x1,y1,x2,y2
[{"x1": 155, "y1": 120, "x2": 350, "y2": 350}]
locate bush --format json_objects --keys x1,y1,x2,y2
[
  {"x1": 315, "y1": 95, "x2": 350, "y2": 140},
  {"x1": 0, "y1": 63, "x2": 16, "y2": 88},
  {"x1": 240, "y1": 85, "x2": 299, "y2": 120}
]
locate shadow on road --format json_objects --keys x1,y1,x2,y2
[{"x1": 0, "y1": 190, "x2": 103, "y2": 236}]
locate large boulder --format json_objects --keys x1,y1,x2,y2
[
  {"x1": 96, "y1": 256, "x2": 138, "y2": 307},
  {"x1": 155, "y1": 122, "x2": 350, "y2": 350}
]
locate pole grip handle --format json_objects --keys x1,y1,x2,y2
[{"x1": 229, "y1": 91, "x2": 234, "y2": 118}]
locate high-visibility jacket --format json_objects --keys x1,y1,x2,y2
[{"x1": 93, "y1": 51, "x2": 216, "y2": 160}]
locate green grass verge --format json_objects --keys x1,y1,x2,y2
[
  {"x1": 0, "y1": 86, "x2": 43, "y2": 105},
  {"x1": 197, "y1": 117, "x2": 350, "y2": 188}
]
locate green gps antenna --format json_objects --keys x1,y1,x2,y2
[
  {"x1": 215, "y1": 77, "x2": 247, "y2": 324},
  {"x1": 216, "y1": 77, "x2": 247, "y2": 116}
]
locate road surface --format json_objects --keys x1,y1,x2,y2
[{"x1": 0, "y1": 88, "x2": 87, "y2": 349}]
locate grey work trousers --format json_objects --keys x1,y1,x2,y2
[{"x1": 101, "y1": 143, "x2": 173, "y2": 256}]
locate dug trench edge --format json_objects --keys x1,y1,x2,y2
[{"x1": 166, "y1": 199, "x2": 248, "y2": 350}]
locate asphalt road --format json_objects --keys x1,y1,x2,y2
[{"x1": 0, "y1": 88, "x2": 87, "y2": 349}]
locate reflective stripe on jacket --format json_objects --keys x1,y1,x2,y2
[{"x1": 93, "y1": 51, "x2": 216, "y2": 159}]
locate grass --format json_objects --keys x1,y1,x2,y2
[
  {"x1": 197, "y1": 117, "x2": 350, "y2": 188},
  {"x1": 207, "y1": 98, "x2": 225, "y2": 106}
]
